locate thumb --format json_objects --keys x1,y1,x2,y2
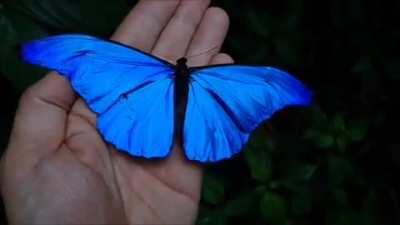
[{"x1": 6, "y1": 72, "x2": 76, "y2": 164}]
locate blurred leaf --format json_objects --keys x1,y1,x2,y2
[
  {"x1": 224, "y1": 188, "x2": 261, "y2": 217},
  {"x1": 317, "y1": 134, "x2": 335, "y2": 149},
  {"x1": 347, "y1": 119, "x2": 369, "y2": 141},
  {"x1": 201, "y1": 173, "x2": 225, "y2": 205},
  {"x1": 336, "y1": 134, "x2": 348, "y2": 153},
  {"x1": 293, "y1": 165, "x2": 317, "y2": 181},
  {"x1": 197, "y1": 209, "x2": 227, "y2": 225},
  {"x1": 245, "y1": 139, "x2": 273, "y2": 182},
  {"x1": 0, "y1": 7, "x2": 49, "y2": 90},
  {"x1": 274, "y1": 164, "x2": 317, "y2": 192},
  {"x1": 306, "y1": 111, "x2": 368, "y2": 152},
  {"x1": 306, "y1": 130, "x2": 335, "y2": 149},
  {"x1": 328, "y1": 157, "x2": 355, "y2": 187},
  {"x1": 260, "y1": 191, "x2": 287, "y2": 225},
  {"x1": 332, "y1": 189, "x2": 348, "y2": 206},
  {"x1": 331, "y1": 207, "x2": 366, "y2": 225},
  {"x1": 332, "y1": 114, "x2": 346, "y2": 133},
  {"x1": 0, "y1": 0, "x2": 128, "y2": 91},
  {"x1": 362, "y1": 190, "x2": 378, "y2": 225},
  {"x1": 9, "y1": 0, "x2": 127, "y2": 35},
  {"x1": 291, "y1": 189, "x2": 312, "y2": 215},
  {"x1": 352, "y1": 57, "x2": 370, "y2": 73}
]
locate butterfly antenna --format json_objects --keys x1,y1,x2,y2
[{"x1": 186, "y1": 45, "x2": 219, "y2": 59}]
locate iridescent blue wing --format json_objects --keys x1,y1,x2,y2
[
  {"x1": 184, "y1": 65, "x2": 312, "y2": 162},
  {"x1": 21, "y1": 34, "x2": 175, "y2": 158}
]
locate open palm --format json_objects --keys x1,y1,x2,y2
[{"x1": 0, "y1": 0, "x2": 232, "y2": 224}]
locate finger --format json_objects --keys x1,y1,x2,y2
[
  {"x1": 69, "y1": 0, "x2": 181, "y2": 136},
  {"x1": 112, "y1": 1, "x2": 214, "y2": 212},
  {"x1": 152, "y1": 0, "x2": 211, "y2": 62},
  {"x1": 6, "y1": 73, "x2": 76, "y2": 162},
  {"x1": 128, "y1": 1, "x2": 217, "y2": 207},
  {"x1": 68, "y1": 99, "x2": 97, "y2": 126},
  {"x1": 111, "y1": 0, "x2": 180, "y2": 51},
  {"x1": 186, "y1": 7, "x2": 230, "y2": 67},
  {"x1": 66, "y1": 103, "x2": 105, "y2": 161},
  {"x1": 210, "y1": 53, "x2": 234, "y2": 64}
]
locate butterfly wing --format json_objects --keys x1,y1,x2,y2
[
  {"x1": 183, "y1": 65, "x2": 312, "y2": 162},
  {"x1": 21, "y1": 34, "x2": 175, "y2": 158}
]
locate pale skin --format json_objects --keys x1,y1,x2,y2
[{"x1": 0, "y1": 0, "x2": 234, "y2": 224}]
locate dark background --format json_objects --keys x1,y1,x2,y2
[{"x1": 1, "y1": 0, "x2": 399, "y2": 224}]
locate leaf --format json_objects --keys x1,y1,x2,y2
[
  {"x1": 224, "y1": 189, "x2": 260, "y2": 217},
  {"x1": 328, "y1": 157, "x2": 355, "y2": 187},
  {"x1": 8, "y1": 0, "x2": 127, "y2": 35},
  {"x1": 315, "y1": 133, "x2": 335, "y2": 149},
  {"x1": 352, "y1": 57, "x2": 372, "y2": 73},
  {"x1": 260, "y1": 191, "x2": 287, "y2": 225},
  {"x1": 201, "y1": 173, "x2": 225, "y2": 205},
  {"x1": 291, "y1": 189, "x2": 312, "y2": 215},
  {"x1": 294, "y1": 165, "x2": 317, "y2": 181},
  {"x1": 0, "y1": 8, "x2": 49, "y2": 90},
  {"x1": 332, "y1": 114, "x2": 346, "y2": 133},
  {"x1": 347, "y1": 119, "x2": 368, "y2": 141},
  {"x1": 331, "y1": 207, "x2": 365, "y2": 225},
  {"x1": 197, "y1": 209, "x2": 227, "y2": 225},
  {"x1": 248, "y1": 127, "x2": 270, "y2": 147},
  {"x1": 274, "y1": 164, "x2": 317, "y2": 192},
  {"x1": 244, "y1": 145, "x2": 272, "y2": 182},
  {"x1": 336, "y1": 134, "x2": 348, "y2": 153},
  {"x1": 0, "y1": 0, "x2": 128, "y2": 91},
  {"x1": 362, "y1": 190, "x2": 378, "y2": 225},
  {"x1": 332, "y1": 189, "x2": 348, "y2": 206}
]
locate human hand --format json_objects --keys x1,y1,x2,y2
[{"x1": 0, "y1": 0, "x2": 232, "y2": 224}]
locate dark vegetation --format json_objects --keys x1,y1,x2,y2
[{"x1": 1, "y1": 0, "x2": 399, "y2": 224}]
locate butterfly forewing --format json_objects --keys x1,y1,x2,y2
[{"x1": 21, "y1": 34, "x2": 176, "y2": 158}]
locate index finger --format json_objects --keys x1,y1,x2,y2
[
  {"x1": 69, "y1": 0, "x2": 181, "y2": 127},
  {"x1": 111, "y1": 0, "x2": 180, "y2": 51}
]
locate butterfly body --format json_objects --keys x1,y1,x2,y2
[
  {"x1": 173, "y1": 57, "x2": 190, "y2": 142},
  {"x1": 21, "y1": 34, "x2": 312, "y2": 163}
]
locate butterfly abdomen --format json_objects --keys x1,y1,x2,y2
[{"x1": 174, "y1": 57, "x2": 190, "y2": 143}]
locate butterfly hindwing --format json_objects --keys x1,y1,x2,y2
[
  {"x1": 184, "y1": 65, "x2": 312, "y2": 162},
  {"x1": 21, "y1": 34, "x2": 175, "y2": 158},
  {"x1": 97, "y1": 78, "x2": 175, "y2": 158}
]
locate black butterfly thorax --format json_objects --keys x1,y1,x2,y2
[{"x1": 174, "y1": 57, "x2": 190, "y2": 140}]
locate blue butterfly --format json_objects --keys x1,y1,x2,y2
[{"x1": 20, "y1": 34, "x2": 312, "y2": 163}]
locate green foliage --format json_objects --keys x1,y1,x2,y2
[
  {"x1": 244, "y1": 129, "x2": 273, "y2": 182},
  {"x1": 202, "y1": 173, "x2": 225, "y2": 205},
  {"x1": 1, "y1": 0, "x2": 399, "y2": 225},
  {"x1": 0, "y1": 0, "x2": 128, "y2": 91},
  {"x1": 305, "y1": 110, "x2": 369, "y2": 152},
  {"x1": 260, "y1": 191, "x2": 287, "y2": 225}
]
